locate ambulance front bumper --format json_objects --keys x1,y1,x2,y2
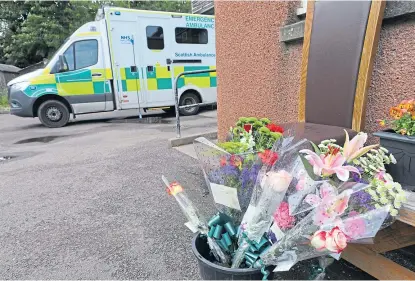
[{"x1": 8, "y1": 86, "x2": 35, "y2": 117}]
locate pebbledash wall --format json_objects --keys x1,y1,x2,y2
[{"x1": 215, "y1": 1, "x2": 415, "y2": 141}]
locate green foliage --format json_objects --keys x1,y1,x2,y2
[
  {"x1": 0, "y1": 0, "x2": 191, "y2": 68},
  {"x1": 0, "y1": 88, "x2": 8, "y2": 108},
  {"x1": 392, "y1": 112, "x2": 415, "y2": 136},
  {"x1": 218, "y1": 142, "x2": 249, "y2": 154},
  {"x1": 229, "y1": 117, "x2": 283, "y2": 151}
]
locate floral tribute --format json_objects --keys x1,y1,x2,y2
[
  {"x1": 163, "y1": 121, "x2": 407, "y2": 279},
  {"x1": 193, "y1": 117, "x2": 283, "y2": 223},
  {"x1": 378, "y1": 99, "x2": 415, "y2": 136}
]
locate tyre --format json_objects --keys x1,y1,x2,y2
[
  {"x1": 37, "y1": 100, "x2": 70, "y2": 128},
  {"x1": 179, "y1": 92, "x2": 200, "y2": 116}
]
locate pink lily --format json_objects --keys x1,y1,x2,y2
[
  {"x1": 343, "y1": 130, "x2": 378, "y2": 162},
  {"x1": 300, "y1": 149, "x2": 360, "y2": 182}
]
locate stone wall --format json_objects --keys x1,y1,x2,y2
[{"x1": 215, "y1": 1, "x2": 415, "y2": 141}]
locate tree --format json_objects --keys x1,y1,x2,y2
[{"x1": 0, "y1": 0, "x2": 191, "y2": 68}]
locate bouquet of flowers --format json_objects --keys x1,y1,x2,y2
[
  {"x1": 164, "y1": 121, "x2": 407, "y2": 279},
  {"x1": 378, "y1": 99, "x2": 415, "y2": 136},
  {"x1": 193, "y1": 117, "x2": 284, "y2": 223}
]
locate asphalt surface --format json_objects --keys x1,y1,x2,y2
[{"x1": 0, "y1": 109, "x2": 218, "y2": 279}]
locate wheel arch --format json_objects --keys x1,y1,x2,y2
[
  {"x1": 33, "y1": 94, "x2": 73, "y2": 117},
  {"x1": 179, "y1": 87, "x2": 202, "y2": 104}
]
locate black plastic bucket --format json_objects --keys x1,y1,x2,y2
[{"x1": 191, "y1": 234, "x2": 274, "y2": 280}]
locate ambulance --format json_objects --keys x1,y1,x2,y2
[{"x1": 7, "y1": 7, "x2": 216, "y2": 127}]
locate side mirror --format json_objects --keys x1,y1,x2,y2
[{"x1": 58, "y1": 55, "x2": 67, "y2": 72}]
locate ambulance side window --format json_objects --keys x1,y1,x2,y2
[
  {"x1": 146, "y1": 26, "x2": 164, "y2": 50},
  {"x1": 51, "y1": 39, "x2": 98, "y2": 73},
  {"x1": 175, "y1": 28, "x2": 208, "y2": 44}
]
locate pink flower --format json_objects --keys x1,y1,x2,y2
[
  {"x1": 304, "y1": 182, "x2": 336, "y2": 207},
  {"x1": 325, "y1": 227, "x2": 348, "y2": 253},
  {"x1": 342, "y1": 215, "x2": 366, "y2": 239},
  {"x1": 295, "y1": 170, "x2": 307, "y2": 191},
  {"x1": 273, "y1": 201, "x2": 295, "y2": 230},
  {"x1": 313, "y1": 189, "x2": 352, "y2": 226},
  {"x1": 310, "y1": 230, "x2": 327, "y2": 251},
  {"x1": 300, "y1": 149, "x2": 359, "y2": 181},
  {"x1": 343, "y1": 130, "x2": 378, "y2": 162}
]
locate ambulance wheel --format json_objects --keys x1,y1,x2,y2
[
  {"x1": 38, "y1": 100, "x2": 70, "y2": 128},
  {"x1": 179, "y1": 92, "x2": 200, "y2": 116}
]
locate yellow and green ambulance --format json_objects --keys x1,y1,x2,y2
[{"x1": 7, "y1": 7, "x2": 216, "y2": 127}]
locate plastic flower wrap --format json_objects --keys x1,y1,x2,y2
[
  {"x1": 259, "y1": 183, "x2": 391, "y2": 272},
  {"x1": 231, "y1": 137, "x2": 311, "y2": 268},
  {"x1": 162, "y1": 175, "x2": 230, "y2": 264},
  {"x1": 193, "y1": 137, "x2": 271, "y2": 224},
  {"x1": 300, "y1": 131, "x2": 407, "y2": 218}
]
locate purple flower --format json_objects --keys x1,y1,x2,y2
[
  {"x1": 267, "y1": 230, "x2": 277, "y2": 243},
  {"x1": 240, "y1": 164, "x2": 260, "y2": 190},
  {"x1": 352, "y1": 190, "x2": 375, "y2": 210}
]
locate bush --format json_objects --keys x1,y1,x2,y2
[{"x1": 0, "y1": 88, "x2": 8, "y2": 108}]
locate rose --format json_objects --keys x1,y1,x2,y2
[
  {"x1": 258, "y1": 150, "x2": 279, "y2": 166},
  {"x1": 310, "y1": 230, "x2": 327, "y2": 251},
  {"x1": 310, "y1": 227, "x2": 348, "y2": 253},
  {"x1": 264, "y1": 170, "x2": 293, "y2": 192},
  {"x1": 325, "y1": 227, "x2": 347, "y2": 253},
  {"x1": 266, "y1": 123, "x2": 284, "y2": 133},
  {"x1": 243, "y1": 124, "x2": 252, "y2": 133},
  {"x1": 343, "y1": 215, "x2": 366, "y2": 239}
]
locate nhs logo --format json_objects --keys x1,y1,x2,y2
[{"x1": 120, "y1": 35, "x2": 133, "y2": 44}]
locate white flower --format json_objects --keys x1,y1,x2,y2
[
  {"x1": 368, "y1": 189, "x2": 377, "y2": 196},
  {"x1": 383, "y1": 155, "x2": 391, "y2": 164},
  {"x1": 390, "y1": 208, "x2": 399, "y2": 216},
  {"x1": 394, "y1": 200, "x2": 402, "y2": 209},
  {"x1": 353, "y1": 159, "x2": 360, "y2": 165},
  {"x1": 375, "y1": 203, "x2": 381, "y2": 209},
  {"x1": 389, "y1": 154, "x2": 397, "y2": 164},
  {"x1": 321, "y1": 140, "x2": 331, "y2": 145},
  {"x1": 330, "y1": 139, "x2": 336, "y2": 142},
  {"x1": 380, "y1": 197, "x2": 389, "y2": 204},
  {"x1": 370, "y1": 149, "x2": 379, "y2": 154},
  {"x1": 360, "y1": 158, "x2": 368, "y2": 166},
  {"x1": 380, "y1": 147, "x2": 389, "y2": 153},
  {"x1": 384, "y1": 173, "x2": 393, "y2": 182},
  {"x1": 388, "y1": 189, "x2": 396, "y2": 197},
  {"x1": 369, "y1": 164, "x2": 378, "y2": 171}
]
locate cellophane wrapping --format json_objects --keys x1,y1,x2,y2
[
  {"x1": 260, "y1": 183, "x2": 390, "y2": 271},
  {"x1": 193, "y1": 137, "x2": 262, "y2": 224},
  {"x1": 162, "y1": 175, "x2": 230, "y2": 264}
]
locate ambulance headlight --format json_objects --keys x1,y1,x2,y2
[{"x1": 11, "y1": 81, "x2": 30, "y2": 92}]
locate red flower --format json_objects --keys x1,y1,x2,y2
[
  {"x1": 243, "y1": 124, "x2": 252, "y2": 133},
  {"x1": 258, "y1": 150, "x2": 279, "y2": 166},
  {"x1": 220, "y1": 156, "x2": 227, "y2": 167},
  {"x1": 266, "y1": 124, "x2": 284, "y2": 133},
  {"x1": 230, "y1": 155, "x2": 243, "y2": 168}
]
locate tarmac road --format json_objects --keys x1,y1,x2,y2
[{"x1": 0, "y1": 109, "x2": 218, "y2": 279}]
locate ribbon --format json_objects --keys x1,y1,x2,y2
[
  {"x1": 206, "y1": 213, "x2": 237, "y2": 253},
  {"x1": 238, "y1": 232, "x2": 272, "y2": 280},
  {"x1": 205, "y1": 213, "x2": 271, "y2": 280}
]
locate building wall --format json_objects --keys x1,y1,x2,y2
[{"x1": 215, "y1": 1, "x2": 415, "y2": 141}]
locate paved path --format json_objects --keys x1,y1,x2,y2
[{"x1": 0, "y1": 110, "x2": 217, "y2": 279}]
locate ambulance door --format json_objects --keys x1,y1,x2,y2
[
  {"x1": 136, "y1": 16, "x2": 173, "y2": 106},
  {"x1": 109, "y1": 20, "x2": 143, "y2": 109}
]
